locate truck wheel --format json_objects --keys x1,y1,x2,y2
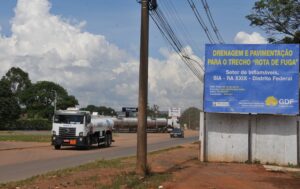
[
  {"x1": 86, "y1": 136, "x2": 91, "y2": 150},
  {"x1": 54, "y1": 145, "x2": 61, "y2": 150},
  {"x1": 97, "y1": 139, "x2": 101, "y2": 148},
  {"x1": 105, "y1": 134, "x2": 112, "y2": 147}
]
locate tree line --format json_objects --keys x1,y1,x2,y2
[
  {"x1": 0, "y1": 67, "x2": 79, "y2": 129},
  {"x1": 0, "y1": 67, "x2": 129, "y2": 130}
]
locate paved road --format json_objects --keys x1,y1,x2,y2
[{"x1": 0, "y1": 132, "x2": 198, "y2": 183}]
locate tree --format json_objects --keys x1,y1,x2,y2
[
  {"x1": 2, "y1": 67, "x2": 32, "y2": 104},
  {"x1": 82, "y1": 105, "x2": 98, "y2": 113},
  {"x1": 147, "y1": 104, "x2": 158, "y2": 118},
  {"x1": 60, "y1": 95, "x2": 79, "y2": 110},
  {"x1": 246, "y1": 0, "x2": 300, "y2": 43},
  {"x1": 81, "y1": 105, "x2": 116, "y2": 116},
  {"x1": 0, "y1": 79, "x2": 20, "y2": 129},
  {"x1": 147, "y1": 104, "x2": 167, "y2": 118},
  {"x1": 180, "y1": 107, "x2": 200, "y2": 130},
  {"x1": 20, "y1": 81, "x2": 78, "y2": 119},
  {"x1": 97, "y1": 106, "x2": 116, "y2": 116}
]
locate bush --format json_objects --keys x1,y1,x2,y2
[{"x1": 2, "y1": 119, "x2": 52, "y2": 130}]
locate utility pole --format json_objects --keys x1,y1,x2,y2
[
  {"x1": 189, "y1": 111, "x2": 191, "y2": 129},
  {"x1": 52, "y1": 90, "x2": 57, "y2": 112},
  {"x1": 137, "y1": 0, "x2": 149, "y2": 176}
]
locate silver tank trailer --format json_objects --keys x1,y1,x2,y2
[{"x1": 113, "y1": 117, "x2": 168, "y2": 133}]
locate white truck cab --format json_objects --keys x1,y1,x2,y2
[
  {"x1": 51, "y1": 108, "x2": 113, "y2": 150},
  {"x1": 167, "y1": 117, "x2": 180, "y2": 131}
]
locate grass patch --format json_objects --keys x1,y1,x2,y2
[
  {"x1": 100, "y1": 171, "x2": 171, "y2": 189},
  {"x1": 0, "y1": 131, "x2": 51, "y2": 142},
  {"x1": 0, "y1": 159, "x2": 123, "y2": 189},
  {"x1": 287, "y1": 162, "x2": 300, "y2": 168},
  {"x1": 0, "y1": 146, "x2": 183, "y2": 188},
  {"x1": 0, "y1": 131, "x2": 15, "y2": 135},
  {"x1": 292, "y1": 172, "x2": 300, "y2": 178},
  {"x1": 149, "y1": 145, "x2": 183, "y2": 155},
  {"x1": 47, "y1": 158, "x2": 123, "y2": 178},
  {"x1": 0, "y1": 134, "x2": 51, "y2": 142}
]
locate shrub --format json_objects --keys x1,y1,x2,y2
[{"x1": 3, "y1": 119, "x2": 52, "y2": 130}]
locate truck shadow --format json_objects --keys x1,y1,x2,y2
[{"x1": 57, "y1": 145, "x2": 117, "y2": 151}]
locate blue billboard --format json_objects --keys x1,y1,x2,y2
[{"x1": 204, "y1": 44, "x2": 299, "y2": 115}]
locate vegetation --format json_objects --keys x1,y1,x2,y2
[
  {"x1": 0, "y1": 133, "x2": 50, "y2": 142},
  {"x1": 0, "y1": 67, "x2": 79, "y2": 130},
  {"x1": 80, "y1": 105, "x2": 116, "y2": 116},
  {"x1": 100, "y1": 171, "x2": 170, "y2": 189},
  {"x1": 147, "y1": 104, "x2": 168, "y2": 118},
  {"x1": 14, "y1": 119, "x2": 52, "y2": 130},
  {"x1": 246, "y1": 0, "x2": 300, "y2": 43},
  {"x1": 0, "y1": 150, "x2": 173, "y2": 189},
  {"x1": 0, "y1": 158, "x2": 123, "y2": 189},
  {"x1": 20, "y1": 80, "x2": 78, "y2": 119},
  {"x1": 180, "y1": 107, "x2": 201, "y2": 129},
  {"x1": 0, "y1": 79, "x2": 20, "y2": 130},
  {"x1": 2, "y1": 67, "x2": 32, "y2": 104}
]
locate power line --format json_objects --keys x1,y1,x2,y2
[
  {"x1": 200, "y1": 0, "x2": 225, "y2": 43},
  {"x1": 186, "y1": 0, "x2": 216, "y2": 44},
  {"x1": 150, "y1": 8, "x2": 204, "y2": 82},
  {"x1": 160, "y1": 0, "x2": 202, "y2": 54},
  {"x1": 151, "y1": 9, "x2": 204, "y2": 77}
]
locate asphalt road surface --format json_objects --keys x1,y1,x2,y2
[{"x1": 0, "y1": 131, "x2": 198, "y2": 183}]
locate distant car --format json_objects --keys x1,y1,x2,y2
[{"x1": 170, "y1": 128, "x2": 184, "y2": 138}]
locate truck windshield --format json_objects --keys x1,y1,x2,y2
[{"x1": 54, "y1": 115, "x2": 84, "y2": 124}]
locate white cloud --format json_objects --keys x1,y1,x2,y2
[
  {"x1": 234, "y1": 31, "x2": 267, "y2": 44},
  {"x1": 147, "y1": 47, "x2": 203, "y2": 109},
  {"x1": 0, "y1": 0, "x2": 203, "y2": 111}
]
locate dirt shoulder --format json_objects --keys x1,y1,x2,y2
[
  {"x1": 0, "y1": 141, "x2": 50, "y2": 151},
  {"x1": 1, "y1": 142, "x2": 300, "y2": 189},
  {"x1": 163, "y1": 160, "x2": 300, "y2": 189}
]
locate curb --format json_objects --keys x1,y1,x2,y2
[{"x1": 263, "y1": 165, "x2": 300, "y2": 172}]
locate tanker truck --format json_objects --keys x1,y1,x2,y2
[
  {"x1": 113, "y1": 117, "x2": 168, "y2": 133},
  {"x1": 51, "y1": 108, "x2": 114, "y2": 150}
]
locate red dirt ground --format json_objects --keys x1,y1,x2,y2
[{"x1": 159, "y1": 144, "x2": 300, "y2": 189}]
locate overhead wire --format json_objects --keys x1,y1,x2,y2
[
  {"x1": 186, "y1": 0, "x2": 216, "y2": 44},
  {"x1": 150, "y1": 7, "x2": 204, "y2": 82},
  {"x1": 199, "y1": 0, "x2": 225, "y2": 43},
  {"x1": 151, "y1": 9, "x2": 204, "y2": 76},
  {"x1": 160, "y1": 0, "x2": 202, "y2": 55}
]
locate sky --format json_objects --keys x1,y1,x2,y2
[{"x1": 0, "y1": 0, "x2": 267, "y2": 111}]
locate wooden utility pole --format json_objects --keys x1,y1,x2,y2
[{"x1": 137, "y1": 0, "x2": 149, "y2": 176}]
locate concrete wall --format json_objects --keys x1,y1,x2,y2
[
  {"x1": 200, "y1": 113, "x2": 300, "y2": 165},
  {"x1": 253, "y1": 115, "x2": 298, "y2": 165}
]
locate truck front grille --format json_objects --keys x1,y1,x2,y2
[{"x1": 59, "y1": 127, "x2": 76, "y2": 137}]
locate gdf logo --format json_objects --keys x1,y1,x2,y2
[{"x1": 279, "y1": 99, "x2": 294, "y2": 105}]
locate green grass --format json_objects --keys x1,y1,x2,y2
[
  {"x1": 0, "y1": 134, "x2": 51, "y2": 142},
  {"x1": 0, "y1": 131, "x2": 51, "y2": 142},
  {"x1": 292, "y1": 172, "x2": 300, "y2": 178},
  {"x1": 149, "y1": 145, "x2": 183, "y2": 155},
  {"x1": 0, "y1": 146, "x2": 178, "y2": 189},
  {"x1": 287, "y1": 162, "x2": 300, "y2": 168},
  {"x1": 0, "y1": 158, "x2": 123, "y2": 189}
]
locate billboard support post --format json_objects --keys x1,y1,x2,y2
[
  {"x1": 297, "y1": 120, "x2": 300, "y2": 166},
  {"x1": 248, "y1": 113, "x2": 252, "y2": 163}
]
